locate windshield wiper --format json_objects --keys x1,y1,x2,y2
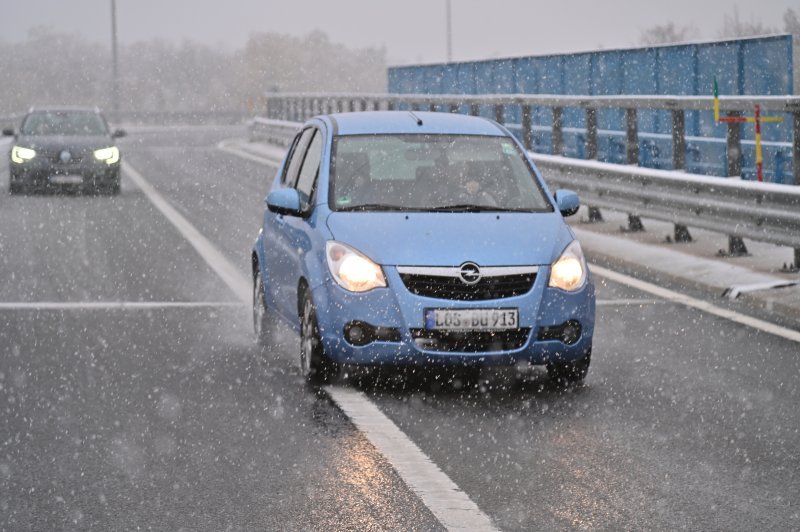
[
  {"x1": 428, "y1": 204, "x2": 529, "y2": 212},
  {"x1": 337, "y1": 203, "x2": 415, "y2": 212}
]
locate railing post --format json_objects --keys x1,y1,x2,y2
[
  {"x1": 552, "y1": 107, "x2": 564, "y2": 156},
  {"x1": 522, "y1": 104, "x2": 533, "y2": 151},
  {"x1": 428, "y1": 103, "x2": 436, "y2": 113},
  {"x1": 448, "y1": 102, "x2": 459, "y2": 113},
  {"x1": 494, "y1": 104, "x2": 505, "y2": 125},
  {"x1": 723, "y1": 110, "x2": 747, "y2": 256},
  {"x1": 586, "y1": 107, "x2": 598, "y2": 159},
  {"x1": 387, "y1": 99, "x2": 395, "y2": 111},
  {"x1": 626, "y1": 108, "x2": 639, "y2": 165},
  {"x1": 469, "y1": 102, "x2": 480, "y2": 116},
  {"x1": 725, "y1": 111, "x2": 743, "y2": 177},
  {"x1": 671, "y1": 109, "x2": 685, "y2": 170}
]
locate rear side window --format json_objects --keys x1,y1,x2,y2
[
  {"x1": 283, "y1": 128, "x2": 314, "y2": 188},
  {"x1": 295, "y1": 131, "x2": 323, "y2": 209}
]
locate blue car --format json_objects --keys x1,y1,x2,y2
[{"x1": 252, "y1": 111, "x2": 595, "y2": 384}]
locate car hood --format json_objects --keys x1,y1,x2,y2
[
  {"x1": 325, "y1": 212, "x2": 574, "y2": 267},
  {"x1": 15, "y1": 134, "x2": 114, "y2": 152}
]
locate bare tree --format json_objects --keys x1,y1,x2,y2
[
  {"x1": 639, "y1": 22, "x2": 698, "y2": 46},
  {"x1": 716, "y1": 7, "x2": 776, "y2": 38}
]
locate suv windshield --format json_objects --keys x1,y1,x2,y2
[
  {"x1": 330, "y1": 134, "x2": 553, "y2": 212},
  {"x1": 21, "y1": 111, "x2": 108, "y2": 136}
]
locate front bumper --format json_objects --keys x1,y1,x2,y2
[
  {"x1": 9, "y1": 158, "x2": 120, "y2": 190},
  {"x1": 312, "y1": 265, "x2": 595, "y2": 367}
]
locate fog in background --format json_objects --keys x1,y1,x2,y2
[{"x1": 0, "y1": 1, "x2": 797, "y2": 115}]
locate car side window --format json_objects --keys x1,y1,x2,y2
[
  {"x1": 283, "y1": 128, "x2": 314, "y2": 188},
  {"x1": 295, "y1": 130, "x2": 323, "y2": 210}
]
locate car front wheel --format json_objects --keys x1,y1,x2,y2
[{"x1": 300, "y1": 290, "x2": 339, "y2": 385}]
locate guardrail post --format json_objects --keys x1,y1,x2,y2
[
  {"x1": 428, "y1": 103, "x2": 436, "y2": 113},
  {"x1": 469, "y1": 103, "x2": 480, "y2": 117},
  {"x1": 671, "y1": 110, "x2": 685, "y2": 170},
  {"x1": 720, "y1": 111, "x2": 748, "y2": 256},
  {"x1": 552, "y1": 107, "x2": 564, "y2": 156},
  {"x1": 448, "y1": 103, "x2": 459, "y2": 113},
  {"x1": 586, "y1": 108, "x2": 598, "y2": 159},
  {"x1": 625, "y1": 108, "x2": 639, "y2": 165},
  {"x1": 522, "y1": 104, "x2": 533, "y2": 151},
  {"x1": 494, "y1": 104, "x2": 505, "y2": 125}
]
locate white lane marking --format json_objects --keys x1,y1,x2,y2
[
  {"x1": 216, "y1": 140, "x2": 282, "y2": 167},
  {"x1": 0, "y1": 301, "x2": 244, "y2": 310},
  {"x1": 125, "y1": 160, "x2": 493, "y2": 531},
  {"x1": 326, "y1": 386, "x2": 499, "y2": 532},
  {"x1": 123, "y1": 161, "x2": 251, "y2": 303},
  {"x1": 596, "y1": 299, "x2": 662, "y2": 306},
  {"x1": 591, "y1": 264, "x2": 800, "y2": 343}
]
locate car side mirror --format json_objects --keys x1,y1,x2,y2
[
  {"x1": 112, "y1": 129, "x2": 127, "y2": 139},
  {"x1": 554, "y1": 189, "x2": 580, "y2": 217},
  {"x1": 266, "y1": 188, "x2": 302, "y2": 216},
  {"x1": 2, "y1": 128, "x2": 14, "y2": 136}
]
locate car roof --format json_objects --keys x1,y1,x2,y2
[{"x1": 323, "y1": 111, "x2": 507, "y2": 136}]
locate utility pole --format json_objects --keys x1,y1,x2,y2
[
  {"x1": 111, "y1": 0, "x2": 119, "y2": 120},
  {"x1": 445, "y1": 0, "x2": 452, "y2": 62}
]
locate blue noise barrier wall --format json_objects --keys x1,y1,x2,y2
[{"x1": 388, "y1": 36, "x2": 794, "y2": 183}]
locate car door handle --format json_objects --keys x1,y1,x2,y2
[{"x1": 275, "y1": 215, "x2": 286, "y2": 226}]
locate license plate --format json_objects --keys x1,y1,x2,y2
[
  {"x1": 49, "y1": 175, "x2": 83, "y2": 185},
  {"x1": 425, "y1": 308, "x2": 519, "y2": 331}
]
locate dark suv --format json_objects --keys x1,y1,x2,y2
[{"x1": 3, "y1": 107, "x2": 125, "y2": 195}]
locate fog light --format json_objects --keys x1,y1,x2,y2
[
  {"x1": 561, "y1": 320, "x2": 582, "y2": 345},
  {"x1": 537, "y1": 320, "x2": 582, "y2": 345},
  {"x1": 344, "y1": 321, "x2": 373, "y2": 346}
]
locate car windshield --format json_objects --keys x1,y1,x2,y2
[
  {"x1": 330, "y1": 134, "x2": 553, "y2": 212},
  {"x1": 21, "y1": 111, "x2": 108, "y2": 136}
]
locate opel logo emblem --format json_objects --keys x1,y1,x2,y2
[
  {"x1": 60, "y1": 150, "x2": 72, "y2": 163},
  {"x1": 459, "y1": 262, "x2": 482, "y2": 285}
]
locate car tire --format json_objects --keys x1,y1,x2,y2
[
  {"x1": 300, "y1": 289, "x2": 340, "y2": 385},
  {"x1": 546, "y1": 348, "x2": 591, "y2": 385},
  {"x1": 253, "y1": 268, "x2": 279, "y2": 348}
]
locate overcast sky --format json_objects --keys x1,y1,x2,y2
[{"x1": 1, "y1": 1, "x2": 796, "y2": 65}]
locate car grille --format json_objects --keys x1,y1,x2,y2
[
  {"x1": 399, "y1": 272, "x2": 536, "y2": 301},
  {"x1": 410, "y1": 328, "x2": 531, "y2": 352}
]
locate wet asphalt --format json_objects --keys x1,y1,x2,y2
[{"x1": 1, "y1": 128, "x2": 798, "y2": 531}]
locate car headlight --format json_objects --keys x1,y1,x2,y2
[
  {"x1": 11, "y1": 146, "x2": 36, "y2": 164},
  {"x1": 548, "y1": 240, "x2": 587, "y2": 291},
  {"x1": 326, "y1": 241, "x2": 386, "y2": 293},
  {"x1": 94, "y1": 146, "x2": 120, "y2": 165}
]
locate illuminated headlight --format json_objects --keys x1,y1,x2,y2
[
  {"x1": 11, "y1": 146, "x2": 36, "y2": 164},
  {"x1": 94, "y1": 146, "x2": 120, "y2": 165},
  {"x1": 326, "y1": 241, "x2": 386, "y2": 293},
  {"x1": 548, "y1": 240, "x2": 588, "y2": 291}
]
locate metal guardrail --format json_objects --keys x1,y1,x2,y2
[
  {"x1": 263, "y1": 92, "x2": 800, "y2": 186},
  {"x1": 249, "y1": 116, "x2": 800, "y2": 261},
  {"x1": 533, "y1": 154, "x2": 800, "y2": 250},
  {"x1": 249, "y1": 117, "x2": 299, "y2": 146}
]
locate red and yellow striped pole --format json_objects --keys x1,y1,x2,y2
[{"x1": 714, "y1": 78, "x2": 782, "y2": 182}]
